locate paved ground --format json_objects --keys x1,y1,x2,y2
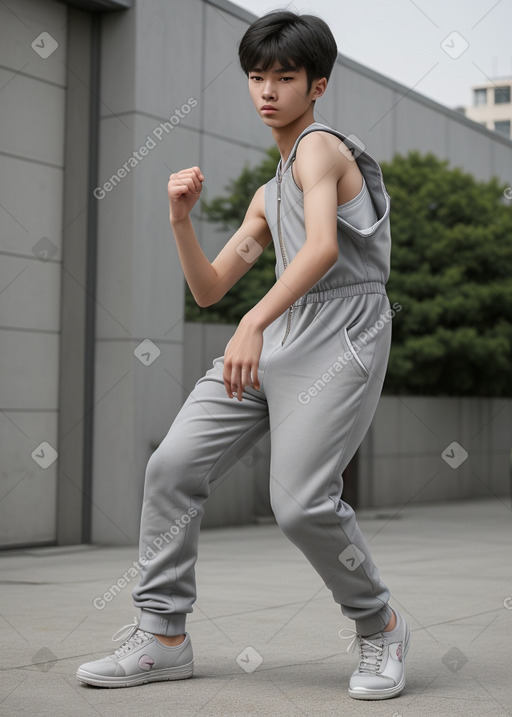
[{"x1": 1, "y1": 496, "x2": 511, "y2": 717}]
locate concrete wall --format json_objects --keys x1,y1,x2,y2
[
  {"x1": 0, "y1": 0, "x2": 68, "y2": 547},
  {"x1": 358, "y1": 396, "x2": 511, "y2": 507}
]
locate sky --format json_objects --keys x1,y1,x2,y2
[{"x1": 230, "y1": 0, "x2": 512, "y2": 111}]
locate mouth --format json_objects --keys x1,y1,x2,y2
[{"x1": 261, "y1": 105, "x2": 277, "y2": 114}]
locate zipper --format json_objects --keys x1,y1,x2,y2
[{"x1": 277, "y1": 165, "x2": 294, "y2": 345}]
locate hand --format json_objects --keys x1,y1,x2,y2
[
  {"x1": 168, "y1": 166, "x2": 204, "y2": 223},
  {"x1": 223, "y1": 318, "x2": 263, "y2": 401}
]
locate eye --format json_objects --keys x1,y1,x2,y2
[
  {"x1": 280, "y1": 76, "x2": 294, "y2": 82},
  {"x1": 249, "y1": 75, "x2": 263, "y2": 82}
]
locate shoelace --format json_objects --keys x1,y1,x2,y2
[
  {"x1": 111, "y1": 616, "x2": 154, "y2": 658},
  {"x1": 339, "y1": 628, "x2": 385, "y2": 674}
]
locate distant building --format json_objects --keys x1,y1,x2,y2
[{"x1": 465, "y1": 77, "x2": 512, "y2": 139}]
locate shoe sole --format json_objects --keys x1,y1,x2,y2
[
  {"x1": 348, "y1": 622, "x2": 411, "y2": 700},
  {"x1": 76, "y1": 660, "x2": 194, "y2": 688}
]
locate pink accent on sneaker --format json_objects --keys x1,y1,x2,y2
[{"x1": 138, "y1": 654, "x2": 155, "y2": 671}]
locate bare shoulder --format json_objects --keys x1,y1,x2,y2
[
  {"x1": 294, "y1": 129, "x2": 363, "y2": 197},
  {"x1": 246, "y1": 183, "x2": 268, "y2": 218}
]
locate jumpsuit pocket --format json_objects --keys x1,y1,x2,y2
[{"x1": 338, "y1": 326, "x2": 370, "y2": 379}]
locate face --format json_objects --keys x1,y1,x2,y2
[{"x1": 247, "y1": 62, "x2": 326, "y2": 127}]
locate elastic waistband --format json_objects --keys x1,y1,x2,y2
[{"x1": 293, "y1": 281, "x2": 386, "y2": 306}]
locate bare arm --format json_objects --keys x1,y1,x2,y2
[{"x1": 168, "y1": 167, "x2": 272, "y2": 307}]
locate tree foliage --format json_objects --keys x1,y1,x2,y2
[
  {"x1": 381, "y1": 151, "x2": 512, "y2": 396},
  {"x1": 184, "y1": 146, "x2": 512, "y2": 396}
]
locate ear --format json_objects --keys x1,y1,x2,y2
[{"x1": 311, "y1": 77, "x2": 327, "y2": 101}]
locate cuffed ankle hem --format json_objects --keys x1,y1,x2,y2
[
  {"x1": 138, "y1": 609, "x2": 187, "y2": 636},
  {"x1": 355, "y1": 604, "x2": 392, "y2": 636}
]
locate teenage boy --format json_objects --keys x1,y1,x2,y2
[{"x1": 77, "y1": 9, "x2": 410, "y2": 701}]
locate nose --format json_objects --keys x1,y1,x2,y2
[{"x1": 261, "y1": 79, "x2": 276, "y2": 100}]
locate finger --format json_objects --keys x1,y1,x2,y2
[
  {"x1": 239, "y1": 363, "x2": 253, "y2": 400},
  {"x1": 251, "y1": 362, "x2": 260, "y2": 390},
  {"x1": 241, "y1": 364, "x2": 253, "y2": 391},
  {"x1": 178, "y1": 176, "x2": 198, "y2": 193},
  {"x1": 223, "y1": 377, "x2": 233, "y2": 399},
  {"x1": 231, "y1": 365, "x2": 242, "y2": 402},
  {"x1": 223, "y1": 362, "x2": 234, "y2": 398},
  {"x1": 170, "y1": 170, "x2": 199, "y2": 187},
  {"x1": 176, "y1": 170, "x2": 203, "y2": 193},
  {"x1": 168, "y1": 174, "x2": 192, "y2": 196},
  {"x1": 191, "y1": 166, "x2": 205, "y2": 183}
]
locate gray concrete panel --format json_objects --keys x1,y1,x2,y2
[
  {"x1": 100, "y1": 0, "x2": 202, "y2": 128},
  {"x1": 0, "y1": 330, "x2": 59, "y2": 408},
  {"x1": 91, "y1": 339, "x2": 183, "y2": 544},
  {"x1": 94, "y1": 114, "x2": 200, "y2": 340},
  {"x1": 0, "y1": 412, "x2": 57, "y2": 547},
  {"x1": 393, "y1": 95, "x2": 450, "y2": 158},
  {"x1": 333, "y1": 63, "x2": 396, "y2": 161},
  {"x1": 489, "y1": 141, "x2": 512, "y2": 188},
  {"x1": 0, "y1": 69, "x2": 65, "y2": 165},
  {"x1": 202, "y1": 3, "x2": 268, "y2": 146},
  {"x1": 134, "y1": 0, "x2": 203, "y2": 129},
  {"x1": 0, "y1": 0, "x2": 67, "y2": 86},
  {"x1": 358, "y1": 396, "x2": 510, "y2": 507},
  {"x1": 0, "y1": 155, "x2": 63, "y2": 255},
  {"x1": 447, "y1": 123, "x2": 494, "y2": 181},
  {"x1": 0, "y1": 255, "x2": 60, "y2": 330},
  {"x1": 98, "y1": 6, "x2": 136, "y2": 117}
]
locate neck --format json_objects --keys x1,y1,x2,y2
[{"x1": 272, "y1": 110, "x2": 317, "y2": 167}]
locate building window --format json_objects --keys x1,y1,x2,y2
[
  {"x1": 494, "y1": 86, "x2": 511, "y2": 104},
  {"x1": 473, "y1": 88, "x2": 487, "y2": 106},
  {"x1": 494, "y1": 120, "x2": 511, "y2": 138}
]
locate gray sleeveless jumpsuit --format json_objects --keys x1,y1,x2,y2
[{"x1": 132, "y1": 122, "x2": 394, "y2": 638}]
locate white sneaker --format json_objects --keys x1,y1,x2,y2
[
  {"x1": 339, "y1": 609, "x2": 410, "y2": 700},
  {"x1": 76, "y1": 617, "x2": 194, "y2": 688}
]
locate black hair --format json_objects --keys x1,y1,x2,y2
[{"x1": 238, "y1": 10, "x2": 338, "y2": 93}]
